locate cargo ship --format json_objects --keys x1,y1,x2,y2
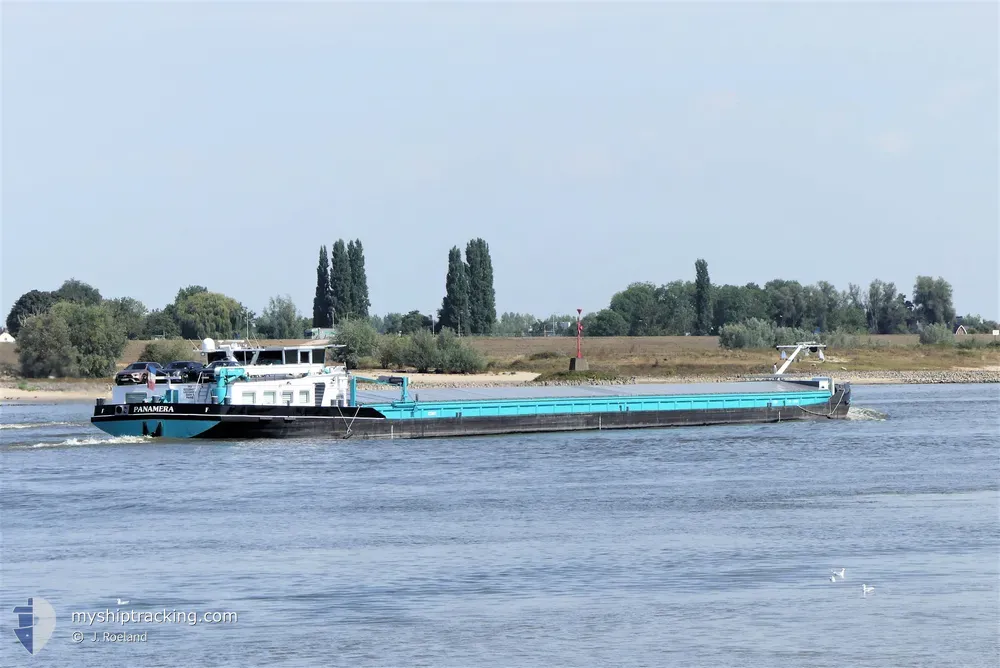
[{"x1": 90, "y1": 339, "x2": 850, "y2": 440}]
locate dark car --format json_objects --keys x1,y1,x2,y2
[
  {"x1": 162, "y1": 360, "x2": 205, "y2": 381},
  {"x1": 115, "y1": 362, "x2": 165, "y2": 386}
]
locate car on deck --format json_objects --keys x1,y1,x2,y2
[
  {"x1": 162, "y1": 360, "x2": 205, "y2": 381},
  {"x1": 114, "y1": 362, "x2": 165, "y2": 386}
]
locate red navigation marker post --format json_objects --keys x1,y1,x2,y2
[{"x1": 576, "y1": 308, "x2": 583, "y2": 358}]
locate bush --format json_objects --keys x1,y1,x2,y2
[
  {"x1": 719, "y1": 318, "x2": 813, "y2": 349},
  {"x1": 376, "y1": 334, "x2": 406, "y2": 369},
  {"x1": 919, "y1": 323, "x2": 954, "y2": 345},
  {"x1": 441, "y1": 342, "x2": 486, "y2": 373},
  {"x1": 719, "y1": 318, "x2": 776, "y2": 349},
  {"x1": 955, "y1": 337, "x2": 983, "y2": 350},
  {"x1": 334, "y1": 320, "x2": 379, "y2": 369},
  {"x1": 137, "y1": 340, "x2": 197, "y2": 365},
  {"x1": 528, "y1": 351, "x2": 561, "y2": 361},
  {"x1": 403, "y1": 330, "x2": 439, "y2": 372}
]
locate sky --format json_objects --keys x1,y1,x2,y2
[{"x1": 3, "y1": 2, "x2": 998, "y2": 321}]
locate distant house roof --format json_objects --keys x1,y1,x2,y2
[
  {"x1": 955, "y1": 325, "x2": 968, "y2": 335},
  {"x1": 0, "y1": 329, "x2": 15, "y2": 343}
]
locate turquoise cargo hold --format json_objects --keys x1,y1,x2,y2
[{"x1": 364, "y1": 388, "x2": 833, "y2": 420}]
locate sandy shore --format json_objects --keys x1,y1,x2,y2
[
  {"x1": 2, "y1": 368, "x2": 996, "y2": 405},
  {"x1": 0, "y1": 384, "x2": 112, "y2": 404}
]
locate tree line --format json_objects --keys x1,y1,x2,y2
[
  {"x1": 6, "y1": 249, "x2": 994, "y2": 378},
  {"x1": 5, "y1": 280, "x2": 315, "y2": 377},
  {"x1": 491, "y1": 262, "x2": 993, "y2": 338}
]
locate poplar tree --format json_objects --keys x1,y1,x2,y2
[
  {"x1": 312, "y1": 246, "x2": 332, "y2": 327},
  {"x1": 348, "y1": 239, "x2": 370, "y2": 318},
  {"x1": 694, "y1": 258, "x2": 713, "y2": 335},
  {"x1": 466, "y1": 238, "x2": 496, "y2": 335},
  {"x1": 439, "y1": 246, "x2": 470, "y2": 335},
  {"x1": 330, "y1": 240, "x2": 353, "y2": 324}
]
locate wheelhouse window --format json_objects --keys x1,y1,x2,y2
[
  {"x1": 298, "y1": 390, "x2": 310, "y2": 404},
  {"x1": 234, "y1": 351, "x2": 254, "y2": 364},
  {"x1": 263, "y1": 391, "x2": 276, "y2": 405},
  {"x1": 299, "y1": 350, "x2": 310, "y2": 364},
  {"x1": 257, "y1": 350, "x2": 284, "y2": 365},
  {"x1": 241, "y1": 392, "x2": 256, "y2": 403},
  {"x1": 281, "y1": 390, "x2": 293, "y2": 405}
]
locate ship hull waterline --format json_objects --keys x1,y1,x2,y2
[{"x1": 91, "y1": 385, "x2": 850, "y2": 440}]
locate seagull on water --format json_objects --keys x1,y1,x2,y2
[
  {"x1": 832, "y1": 568, "x2": 846, "y2": 579},
  {"x1": 117, "y1": 598, "x2": 129, "y2": 605},
  {"x1": 829, "y1": 575, "x2": 837, "y2": 582},
  {"x1": 861, "y1": 585, "x2": 875, "y2": 596}
]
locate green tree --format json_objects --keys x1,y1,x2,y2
[
  {"x1": 330, "y1": 240, "x2": 353, "y2": 323},
  {"x1": 465, "y1": 238, "x2": 496, "y2": 334},
  {"x1": 838, "y1": 284, "x2": 868, "y2": 332},
  {"x1": 16, "y1": 311, "x2": 78, "y2": 377},
  {"x1": 655, "y1": 281, "x2": 696, "y2": 335},
  {"x1": 693, "y1": 259, "x2": 713, "y2": 335},
  {"x1": 175, "y1": 291, "x2": 244, "y2": 339},
  {"x1": 809, "y1": 281, "x2": 841, "y2": 332},
  {"x1": 106, "y1": 297, "x2": 148, "y2": 340},
  {"x1": 712, "y1": 285, "x2": 755, "y2": 332},
  {"x1": 381, "y1": 312, "x2": 404, "y2": 335},
  {"x1": 142, "y1": 308, "x2": 182, "y2": 339},
  {"x1": 610, "y1": 283, "x2": 660, "y2": 335},
  {"x1": 49, "y1": 302, "x2": 127, "y2": 377},
  {"x1": 439, "y1": 246, "x2": 471, "y2": 335},
  {"x1": 5, "y1": 289, "x2": 57, "y2": 337},
  {"x1": 400, "y1": 310, "x2": 432, "y2": 334},
  {"x1": 864, "y1": 279, "x2": 906, "y2": 334},
  {"x1": 583, "y1": 309, "x2": 629, "y2": 336},
  {"x1": 764, "y1": 279, "x2": 807, "y2": 328},
  {"x1": 257, "y1": 295, "x2": 304, "y2": 339},
  {"x1": 54, "y1": 278, "x2": 102, "y2": 306},
  {"x1": 912, "y1": 276, "x2": 956, "y2": 326},
  {"x1": 312, "y1": 246, "x2": 333, "y2": 327},
  {"x1": 348, "y1": 240, "x2": 370, "y2": 319},
  {"x1": 175, "y1": 285, "x2": 208, "y2": 303}
]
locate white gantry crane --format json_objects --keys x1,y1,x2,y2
[{"x1": 773, "y1": 341, "x2": 827, "y2": 376}]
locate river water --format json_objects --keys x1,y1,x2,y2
[{"x1": 1, "y1": 384, "x2": 997, "y2": 667}]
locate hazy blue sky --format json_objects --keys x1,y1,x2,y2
[{"x1": 3, "y1": 2, "x2": 997, "y2": 321}]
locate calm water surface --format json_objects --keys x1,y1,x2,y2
[{"x1": 2, "y1": 384, "x2": 997, "y2": 667}]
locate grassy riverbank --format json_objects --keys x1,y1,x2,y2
[{"x1": 465, "y1": 335, "x2": 1000, "y2": 379}]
